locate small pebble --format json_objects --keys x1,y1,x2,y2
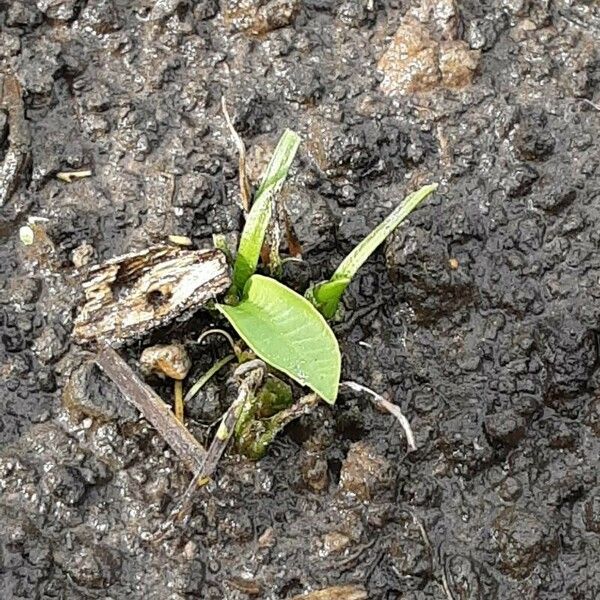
[{"x1": 140, "y1": 343, "x2": 191, "y2": 380}]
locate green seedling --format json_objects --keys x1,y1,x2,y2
[
  {"x1": 217, "y1": 274, "x2": 341, "y2": 403},
  {"x1": 230, "y1": 130, "x2": 301, "y2": 298},
  {"x1": 306, "y1": 183, "x2": 438, "y2": 319},
  {"x1": 188, "y1": 127, "x2": 436, "y2": 459}
]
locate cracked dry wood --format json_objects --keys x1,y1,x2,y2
[{"x1": 73, "y1": 246, "x2": 230, "y2": 346}]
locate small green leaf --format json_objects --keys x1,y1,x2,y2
[
  {"x1": 310, "y1": 183, "x2": 438, "y2": 319},
  {"x1": 216, "y1": 275, "x2": 341, "y2": 404},
  {"x1": 231, "y1": 130, "x2": 301, "y2": 297}
]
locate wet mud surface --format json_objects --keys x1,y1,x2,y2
[{"x1": 1, "y1": 1, "x2": 600, "y2": 598}]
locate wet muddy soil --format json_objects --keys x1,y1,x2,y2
[{"x1": 1, "y1": 1, "x2": 600, "y2": 598}]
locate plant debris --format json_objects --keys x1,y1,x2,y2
[
  {"x1": 72, "y1": 246, "x2": 230, "y2": 346},
  {"x1": 343, "y1": 381, "x2": 417, "y2": 452},
  {"x1": 56, "y1": 169, "x2": 93, "y2": 183},
  {"x1": 0, "y1": 73, "x2": 29, "y2": 207},
  {"x1": 95, "y1": 347, "x2": 206, "y2": 472},
  {"x1": 184, "y1": 361, "x2": 265, "y2": 486},
  {"x1": 153, "y1": 360, "x2": 268, "y2": 537},
  {"x1": 222, "y1": 97, "x2": 252, "y2": 212},
  {"x1": 290, "y1": 585, "x2": 367, "y2": 600}
]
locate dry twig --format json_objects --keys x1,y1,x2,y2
[
  {"x1": 222, "y1": 96, "x2": 252, "y2": 212},
  {"x1": 342, "y1": 381, "x2": 417, "y2": 452},
  {"x1": 95, "y1": 347, "x2": 206, "y2": 472},
  {"x1": 0, "y1": 74, "x2": 29, "y2": 207}
]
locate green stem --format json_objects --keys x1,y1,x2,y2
[{"x1": 183, "y1": 354, "x2": 236, "y2": 404}]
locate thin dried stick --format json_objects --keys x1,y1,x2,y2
[
  {"x1": 174, "y1": 380, "x2": 184, "y2": 422},
  {"x1": 291, "y1": 586, "x2": 367, "y2": 600},
  {"x1": 56, "y1": 169, "x2": 93, "y2": 183},
  {"x1": 95, "y1": 347, "x2": 206, "y2": 472},
  {"x1": 197, "y1": 328, "x2": 237, "y2": 353},
  {"x1": 342, "y1": 381, "x2": 417, "y2": 452},
  {"x1": 581, "y1": 98, "x2": 600, "y2": 111},
  {"x1": 183, "y1": 353, "x2": 236, "y2": 404},
  {"x1": 0, "y1": 74, "x2": 29, "y2": 207},
  {"x1": 221, "y1": 96, "x2": 251, "y2": 212},
  {"x1": 153, "y1": 360, "x2": 266, "y2": 538}
]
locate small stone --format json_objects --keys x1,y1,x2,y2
[
  {"x1": 339, "y1": 441, "x2": 392, "y2": 500},
  {"x1": 168, "y1": 235, "x2": 193, "y2": 247},
  {"x1": 223, "y1": 0, "x2": 300, "y2": 35},
  {"x1": 322, "y1": 532, "x2": 351, "y2": 555},
  {"x1": 182, "y1": 540, "x2": 198, "y2": 561},
  {"x1": 140, "y1": 343, "x2": 191, "y2": 380},
  {"x1": 71, "y1": 241, "x2": 95, "y2": 268},
  {"x1": 484, "y1": 410, "x2": 527, "y2": 446},
  {"x1": 439, "y1": 41, "x2": 479, "y2": 88},
  {"x1": 36, "y1": 0, "x2": 79, "y2": 20},
  {"x1": 19, "y1": 226, "x2": 35, "y2": 246},
  {"x1": 257, "y1": 527, "x2": 276, "y2": 548}
]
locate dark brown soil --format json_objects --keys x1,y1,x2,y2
[{"x1": 1, "y1": 1, "x2": 600, "y2": 598}]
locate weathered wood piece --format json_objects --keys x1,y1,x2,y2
[
  {"x1": 290, "y1": 586, "x2": 367, "y2": 600},
  {"x1": 0, "y1": 73, "x2": 30, "y2": 207},
  {"x1": 73, "y1": 245, "x2": 230, "y2": 346}
]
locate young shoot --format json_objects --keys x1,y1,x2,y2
[
  {"x1": 231, "y1": 129, "x2": 301, "y2": 298},
  {"x1": 307, "y1": 183, "x2": 438, "y2": 319}
]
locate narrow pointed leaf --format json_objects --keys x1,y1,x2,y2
[
  {"x1": 231, "y1": 130, "x2": 301, "y2": 297},
  {"x1": 216, "y1": 275, "x2": 341, "y2": 404},
  {"x1": 310, "y1": 183, "x2": 438, "y2": 319}
]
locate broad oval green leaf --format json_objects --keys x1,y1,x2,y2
[{"x1": 216, "y1": 275, "x2": 341, "y2": 404}]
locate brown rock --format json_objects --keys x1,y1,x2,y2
[
  {"x1": 439, "y1": 41, "x2": 480, "y2": 88},
  {"x1": 322, "y1": 531, "x2": 352, "y2": 555},
  {"x1": 223, "y1": 0, "x2": 300, "y2": 35},
  {"x1": 301, "y1": 451, "x2": 329, "y2": 492},
  {"x1": 339, "y1": 441, "x2": 392, "y2": 501},
  {"x1": 377, "y1": 1, "x2": 479, "y2": 95},
  {"x1": 140, "y1": 343, "x2": 191, "y2": 380},
  {"x1": 378, "y1": 21, "x2": 441, "y2": 95}
]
